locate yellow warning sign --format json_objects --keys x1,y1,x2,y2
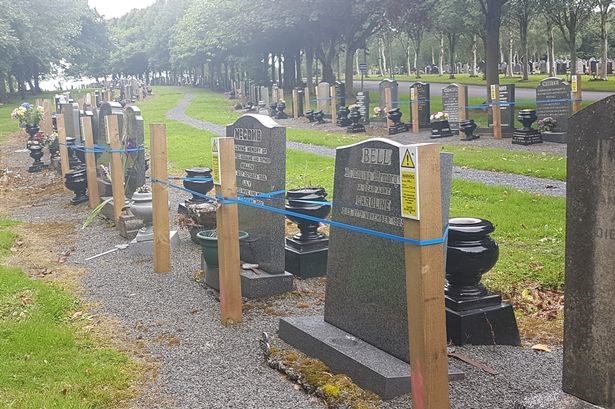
[
  {"x1": 401, "y1": 149, "x2": 415, "y2": 168},
  {"x1": 571, "y1": 75, "x2": 578, "y2": 93},
  {"x1": 399, "y1": 146, "x2": 419, "y2": 220},
  {"x1": 212, "y1": 138, "x2": 221, "y2": 185}
]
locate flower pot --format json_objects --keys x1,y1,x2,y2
[
  {"x1": 130, "y1": 191, "x2": 154, "y2": 241},
  {"x1": 196, "y1": 230, "x2": 249, "y2": 268},
  {"x1": 517, "y1": 109, "x2": 537, "y2": 131},
  {"x1": 183, "y1": 168, "x2": 213, "y2": 203},
  {"x1": 285, "y1": 187, "x2": 330, "y2": 242},
  {"x1": 28, "y1": 145, "x2": 45, "y2": 173},
  {"x1": 459, "y1": 119, "x2": 478, "y2": 141},
  {"x1": 64, "y1": 168, "x2": 88, "y2": 204}
]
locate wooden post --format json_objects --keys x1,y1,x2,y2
[
  {"x1": 81, "y1": 116, "x2": 100, "y2": 209},
  {"x1": 292, "y1": 89, "x2": 299, "y2": 119},
  {"x1": 491, "y1": 84, "x2": 502, "y2": 139},
  {"x1": 215, "y1": 137, "x2": 243, "y2": 325},
  {"x1": 78, "y1": 98, "x2": 85, "y2": 111},
  {"x1": 410, "y1": 86, "x2": 420, "y2": 133},
  {"x1": 458, "y1": 85, "x2": 467, "y2": 122},
  {"x1": 56, "y1": 114, "x2": 70, "y2": 189},
  {"x1": 385, "y1": 87, "x2": 393, "y2": 130},
  {"x1": 315, "y1": 85, "x2": 322, "y2": 112},
  {"x1": 150, "y1": 124, "x2": 171, "y2": 273},
  {"x1": 35, "y1": 98, "x2": 43, "y2": 107},
  {"x1": 41, "y1": 100, "x2": 53, "y2": 135},
  {"x1": 106, "y1": 115, "x2": 125, "y2": 222},
  {"x1": 572, "y1": 74, "x2": 582, "y2": 114},
  {"x1": 403, "y1": 143, "x2": 450, "y2": 409},
  {"x1": 304, "y1": 87, "x2": 311, "y2": 112},
  {"x1": 278, "y1": 88, "x2": 285, "y2": 103},
  {"x1": 330, "y1": 85, "x2": 337, "y2": 123}
]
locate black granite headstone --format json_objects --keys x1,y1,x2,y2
[
  {"x1": 442, "y1": 84, "x2": 466, "y2": 133},
  {"x1": 488, "y1": 84, "x2": 515, "y2": 133},
  {"x1": 123, "y1": 106, "x2": 145, "y2": 198},
  {"x1": 335, "y1": 81, "x2": 346, "y2": 108},
  {"x1": 536, "y1": 77, "x2": 571, "y2": 140},
  {"x1": 98, "y1": 101, "x2": 124, "y2": 145},
  {"x1": 410, "y1": 82, "x2": 430, "y2": 128},
  {"x1": 379, "y1": 79, "x2": 398, "y2": 110}
]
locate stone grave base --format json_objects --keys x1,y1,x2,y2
[
  {"x1": 100, "y1": 196, "x2": 130, "y2": 220},
  {"x1": 512, "y1": 130, "x2": 543, "y2": 145},
  {"x1": 541, "y1": 131, "x2": 567, "y2": 143},
  {"x1": 278, "y1": 316, "x2": 464, "y2": 400},
  {"x1": 129, "y1": 231, "x2": 180, "y2": 256},
  {"x1": 347, "y1": 124, "x2": 366, "y2": 133},
  {"x1": 284, "y1": 237, "x2": 328, "y2": 279},
  {"x1": 446, "y1": 301, "x2": 520, "y2": 346},
  {"x1": 388, "y1": 123, "x2": 409, "y2": 135},
  {"x1": 514, "y1": 391, "x2": 606, "y2": 408},
  {"x1": 204, "y1": 264, "x2": 294, "y2": 299},
  {"x1": 117, "y1": 212, "x2": 143, "y2": 240}
]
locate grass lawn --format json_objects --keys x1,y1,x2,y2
[
  {"x1": 0, "y1": 219, "x2": 140, "y2": 408},
  {"x1": 365, "y1": 73, "x2": 615, "y2": 92},
  {"x1": 140, "y1": 86, "x2": 565, "y2": 292}
]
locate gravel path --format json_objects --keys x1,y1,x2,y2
[{"x1": 167, "y1": 93, "x2": 566, "y2": 197}]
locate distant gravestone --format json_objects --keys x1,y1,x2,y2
[
  {"x1": 317, "y1": 81, "x2": 331, "y2": 114},
  {"x1": 98, "y1": 102, "x2": 124, "y2": 145},
  {"x1": 334, "y1": 81, "x2": 346, "y2": 108},
  {"x1": 488, "y1": 84, "x2": 515, "y2": 133},
  {"x1": 356, "y1": 91, "x2": 370, "y2": 124},
  {"x1": 410, "y1": 82, "x2": 430, "y2": 128},
  {"x1": 536, "y1": 77, "x2": 571, "y2": 143},
  {"x1": 379, "y1": 79, "x2": 398, "y2": 110},
  {"x1": 260, "y1": 86, "x2": 270, "y2": 107},
  {"x1": 61, "y1": 103, "x2": 82, "y2": 142},
  {"x1": 123, "y1": 106, "x2": 145, "y2": 198},
  {"x1": 442, "y1": 84, "x2": 466, "y2": 133}
]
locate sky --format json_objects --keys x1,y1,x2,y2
[{"x1": 88, "y1": 0, "x2": 156, "y2": 19}]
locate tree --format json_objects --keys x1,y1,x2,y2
[
  {"x1": 478, "y1": 0, "x2": 510, "y2": 90},
  {"x1": 509, "y1": 0, "x2": 536, "y2": 80},
  {"x1": 597, "y1": 0, "x2": 613, "y2": 79},
  {"x1": 541, "y1": 0, "x2": 599, "y2": 75}
]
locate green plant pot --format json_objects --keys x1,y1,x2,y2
[{"x1": 196, "y1": 229, "x2": 249, "y2": 268}]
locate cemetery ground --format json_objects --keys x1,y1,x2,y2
[{"x1": 0, "y1": 86, "x2": 571, "y2": 408}]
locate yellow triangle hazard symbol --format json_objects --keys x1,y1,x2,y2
[{"x1": 401, "y1": 149, "x2": 415, "y2": 168}]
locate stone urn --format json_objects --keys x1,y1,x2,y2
[
  {"x1": 184, "y1": 167, "x2": 213, "y2": 203},
  {"x1": 305, "y1": 110, "x2": 316, "y2": 123},
  {"x1": 336, "y1": 106, "x2": 351, "y2": 127},
  {"x1": 28, "y1": 144, "x2": 45, "y2": 173},
  {"x1": 64, "y1": 168, "x2": 88, "y2": 204},
  {"x1": 25, "y1": 125, "x2": 40, "y2": 147},
  {"x1": 445, "y1": 217, "x2": 499, "y2": 300},
  {"x1": 517, "y1": 109, "x2": 538, "y2": 131},
  {"x1": 269, "y1": 102, "x2": 278, "y2": 117},
  {"x1": 347, "y1": 107, "x2": 366, "y2": 134},
  {"x1": 387, "y1": 107, "x2": 403, "y2": 125},
  {"x1": 130, "y1": 191, "x2": 154, "y2": 241},
  {"x1": 285, "y1": 187, "x2": 330, "y2": 241},
  {"x1": 65, "y1": 137, "x2": 82, "y2": 169},
  {"x1": 196, "y1": 229, "x2": 249, "y2": 269},
  {"x1": 459, "y1": 119, "x2": 478, "y2": 141},
  {"x1": 275, "y1": 101, "x2": 288, "y2": 119},
  {"x1": 314, "y1": 110, "x2": 325, "y2": 124}
]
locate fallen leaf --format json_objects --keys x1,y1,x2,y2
[{"x1": 531, "y1": 344, "x2": 551, "y2": 353}]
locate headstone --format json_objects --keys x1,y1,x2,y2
[
  {"x1": 207, "y1": 114, "x2": 293, "y2": 298},
  {"x1": 488, "y1": 84, "x2": 515, "y2": 133},
  {"x1": 539, "y1": 61, "x2": 547, "y2": 74},
  {"x1": 356, "y1": 91, "x2": 370, "y2": 124},
  {"x1": 379, "y1": 79, "x2": 398, "y2": 110},
  {"x1": 536, "y1": 77, "x2": 571, "y2": 142},
  {"x1": 260, "y1": 86, "x2": 270, "y2": 107},
  {"x1": 279, "y1": 139, "x2": 460, "y2": 399},
  {"x1": 442, "y1": 84, "x2": 463, "y2": 133},
  {"x1": 61, "y1": 103, "x2": 82, "y2": 142},
  {"x1": 334, "y1": 81, "x2": 346, "y2": 108},
  {"x1": 410, "y1": 82, "x2": 430, "y2": 128},
  {"x1": 123, "y1": 106, "x2": 146, "y2": 198},
  {"x1": 98, "y1": 102, "x2": 124, "y2": 146},
  {"x1": 317, "y1": 82, "x2": 331, "y2": 114}
]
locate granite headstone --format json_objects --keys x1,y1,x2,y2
[
  {"x1": 123, "y1": 105, "x2": 146, "y2": 198},
  {"x1": 410, "y1": 82, "x2": 430, "y2": 128},
  {"x1": 317, "y1": 82, "x2": 331, "y2": 114},
  {"x1": 536, "y1": 77, "x2": 571, "y2": 142},
  {"x1": 442, "y1": 84, "x2": 466, "y2": 133},
  {"x1": 356, "y1": 91, "x2": 370, "y2": 124},
  {"x1": 379, "y1": 79, "x2": 398, "y2": 110},
  {"x1": 488, "y1": 84, "x2": 515, "y2": 133}
]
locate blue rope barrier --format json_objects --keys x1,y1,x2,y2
[
  {"x1": 536, "y1": 99, "x2": 572, "y2": 104},
  {"x1": 410, "y1": 99, "x2": 431, "y2": 103}
]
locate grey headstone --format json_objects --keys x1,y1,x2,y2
[
  {"x1": 227, "y1": 114, "x2": 286, "y2": 274},
  {"x1": 324, "y1": 138, "x2": 453, "y2": 363},
  {"x1": 260, "y1": 86, "x2": 270, "y2": 107},
  {"x1": 98, "y1": 102, "x2": 124, "y2": 145},
  {"x1": 411, "y1": 82, "x2": 431, "y2": 128},
  {"x1": 61, "y1": 102, "x2": 82, "y2": 141},
  {"x1": 563, "y1": 95, "x2": 615, "y2": 408},
  {"x1": 536, "y1": 77, "x2": 571, "y2": 133},
  {"x1": 317, "y1": 82, "x2": 330, "y2": 114},
  {"x1": 488, "y1": 84, "x2": 516, "y2": 132},
  {"x1": 123, "y1": 105, "x2": 146, "y2": 198},
  {"x1": 442, "y1": 84, "x2": 463, "y2": 132},
  {"x1": 379, "y1": 79, "x2": 398, "y2": 110},
  {"x1": 356, "y1": 91, "x2": 370, "y2": 124}
]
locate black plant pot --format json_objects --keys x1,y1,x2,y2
[
  {"x1": 285, "y1": 187, "x2": 330, "y2": 241},
  {"x1": 184, "y1": 167, "x2": 213, "y2": 203},
  {"x1": 336, "y1": 106, "x2": 351, "y2": 127},
  {"x1": 305, "y1": 110, "x2": 316, "y2": 123},
  {"x1": 25, "y1": 125, "x2": 40, "y2": 149},
  {"x1": 65, "y1": 137, "x2": 82, "y2": 170},
  {"x1": 459, "y1": 119, "x2": 479, "y2": 141},
  {"x1": 28, "y1": 145, "x2": 45, "y2": 173},
  {"x1": 275, "y1": 101, "x2": 288, "y2": 119},
  {"x1": 64, "y1": 168, "x2": 88, "y2": 205},
  {"x1": 517, "y1": 109, "x2": 538, "y2": 131},
  {"x1": 269, "y1": 103, "x2": 278, "y2": 117},
  {"x1": 347, "y1": 107, "x2": 366, "y2": 133},
  {"x1": 445, "y1": 217, "x2": 499, "y2": 300},
  {"x1": 314, "y1": 110, "x2": 325, "y2": 124}
]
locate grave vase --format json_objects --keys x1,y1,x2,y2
[
  {"x1": 196, "y1": 230, "x2": 249, "y2": 270},
  {"x1": 130, "y1": 191, "x2": 154, "y2": 242},
  {"x1": 347, "y1": 107, "x2": 366, "y2": 134},
  {"x1": 64, "y1": 168, "x2": 88, "y2": 204},
  {"x1": 28, "y1": 144, "x2": 45, "y2": 173},
  {"x1": 25, "y1": 125, "x2": 40, "y2": 147},
  {"x1": 183, "y1": 167, "x2": 213, "y2": 203},
  {"x1": 459, "y1": 119, "x2": 479, "y2": 141},
  {"x1": 513, "y1": 109, "x2": 542, "y2": 145}
]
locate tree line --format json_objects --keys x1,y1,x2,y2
[{"x1": 0, "y1": 0, "x2": 613, "y2": 102}]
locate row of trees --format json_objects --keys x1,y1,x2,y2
[{"x1": 1, "y1": 0, "x2": 613, "y2": 102}]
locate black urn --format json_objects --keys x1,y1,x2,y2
[
  {"x1": 183, "y1": 167, "x2": 214, "y2": 203},
  {"x1": 459, "y1": 119, "x2": 478, "y2": 141},
  {"x1": 387, "y1": 107, "x2": 403, "y2": 126},
  {"x1": 275, "y1": 101, "x2": 288, "y2": 119},
  {"x1": 347, "y1": 106, "x2": 366, "y2": 133},
  {"x1": 269, "y1": 102, "x2": 278, "y2": 117},
  {"x1": 28, "y1": 144, "x2": 45, "y2": 173},
  {"x1": 336, "y1": 106, "x2": 351, "y2": 127},
  {"x1": 64, "y1": 168, "x2": 88, "y2": 205},
  {"x1": 517, "y1": 109, "x2": 538, "y2": 131},
  {"x1": 314, "y1": 110, "x2": 325, "y2": 124},
  {"x1": 445, "y1": 217, "x2": 499, "y2": 300},
  {"x1": 305, "y1": 110, "x2": 316, "y2": 123},
  {"x1": 285, "y1": 187, "x2": 330, "y2": 241},
  {"x1": 65, "y1": 137, "x2": 82, "y2": 169}
]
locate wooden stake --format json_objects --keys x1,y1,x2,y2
[
  {"x1": 304, "y1": 87, "x2": 311, "y2": 112},
  {"x1": 491, "y1": 84, "x2": 502, "y2": 139},
  {"x1": 106, "y1": 115, "x2": 125, "y2": 222},
  {"x1": 81, "y1": 116, "x2": 100, "y2": 208},
  {"x1": 410, "y1": 86, "x2": 420, "y2": 134},
  {"x1": 56, "y1": 114, "x2": 70, "y2": 188},
  {"x1": 385, "y1": 87, "x2": 393, "y2": 130},
  {"x1": 458, "y1": 85, "x2": 467, "y2": 122},
  {"x1": 41, "y1": 100, "x2": 53, "y2": 135},
  {"x1": 215, "y1": 137, "x2": 243, "y2": 325},
  {"x1": 292, "y1": 89, "x2": 299, "y2": 118},
  {"x1": 330, "y1": 85, "x2": 337, "y2": 122},
  {"x1": 315, "y1": 85, "x2": 322, "y2": 112},
  {"x1": 150, "y1": 124, "x2": 171, "y2": 273},
  {"x1": 572, "y1": 75, "x2": 582, "y2": 114},
  {"x1": 404, "y1": 143, "x2": 450, "y2": 409}
]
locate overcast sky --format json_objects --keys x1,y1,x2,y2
[{"x1": 88, "y1": 0, "x2": 156, "y2": 18}]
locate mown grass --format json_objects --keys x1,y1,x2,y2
[
  {"x1": 142, "y1": 86, "x2": 565, "y2": 291},
  {"x1": 365, "y1": 73, "x2": 615, "y2": 92},
  {"x1": 0, "y1": 219, "x2": 140, "y2": 408}
]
